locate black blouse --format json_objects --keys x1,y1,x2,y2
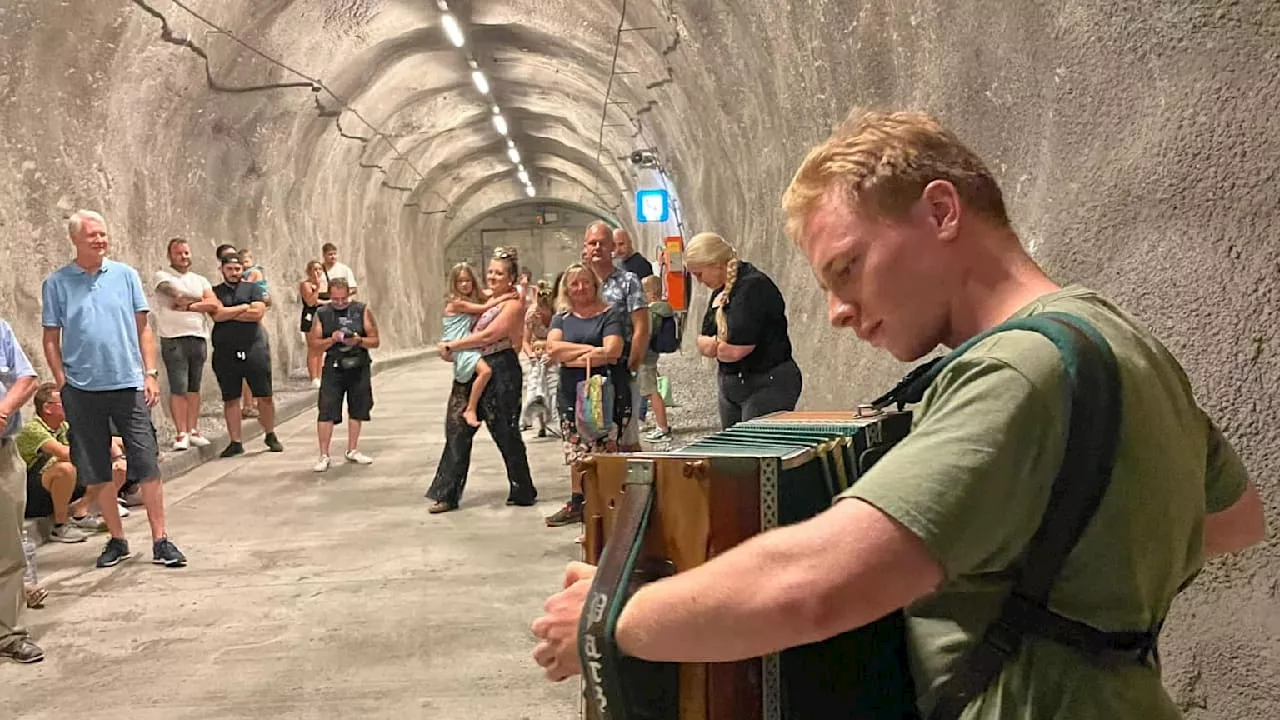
[{"x1": 700, "y1": 261, "x2": 794, "y2": 375}]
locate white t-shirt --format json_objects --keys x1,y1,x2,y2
[
  {"x1": 153, "y1": 269, "x2": 213, "y2": 339},
  {"x1": 323, "y1": 261, "x2": 358, "y2": 291}
]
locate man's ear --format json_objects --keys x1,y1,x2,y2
[{"x1": 921, "y1": 180, "x2": 962, "y2": 243}]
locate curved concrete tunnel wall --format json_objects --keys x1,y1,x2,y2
[{"x1": 1, "y1": 1, "x2": 1276, "y2": 716}]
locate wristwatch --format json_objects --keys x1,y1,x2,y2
[{"x1": 146, "y1": 369, "x2": 159, "y2": 377}]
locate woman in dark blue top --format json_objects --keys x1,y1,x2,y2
[{"x1": 543, "y1": 263, "x2": 632, "y2": 528}]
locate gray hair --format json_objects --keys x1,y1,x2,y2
[
  {"x1": 328, "y1": 277, "x2": 351, "y2": 291},
  {"x1": 67, "y1": 210, "x2": 105, "y2": 238}
]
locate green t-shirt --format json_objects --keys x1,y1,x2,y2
[
  {"x1": 17, "y1": 416, "x2": 69, "y2": 474},
  {"x1": 840, "y1": 285, "x2": 1248, "y2": 719}
]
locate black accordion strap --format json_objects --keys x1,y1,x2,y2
[
  {"x1": 578, "y1": 462, "x2": 659, "y2": 720},
  {"x1": 926, "y1": 313, "x2": 1138, "y2": 720}
]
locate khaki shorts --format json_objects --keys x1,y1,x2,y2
[{"x1": 636, "y1": 359, "x2": 659, "y2": 396}]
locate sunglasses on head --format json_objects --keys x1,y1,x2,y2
[{"x1": 493, "y1": 250, "x2": 514, "y2": 259}]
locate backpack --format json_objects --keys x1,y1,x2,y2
[{"x1": 650, "y1": 314, "x2": 678, "y2": 354}]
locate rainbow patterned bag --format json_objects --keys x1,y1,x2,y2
[{"x1": 575, "y1": 353, "x2": 615, "y2": 443}]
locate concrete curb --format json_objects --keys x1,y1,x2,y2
[{"x1": 21, "y1": 347, "x2": 437, "y2": 547}]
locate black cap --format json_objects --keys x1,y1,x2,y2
[{"x1": 220, "y1": 253, "x2": 243, "y2": 265}]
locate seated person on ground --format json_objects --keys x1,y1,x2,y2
[{"x1": 17, "y1": 383, "x2": 121, "y2": 542}]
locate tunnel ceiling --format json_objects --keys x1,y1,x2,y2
[{"x1": 202, "y1": 0, "x2": 682, "y2": 234}]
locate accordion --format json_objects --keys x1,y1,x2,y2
[{"x1": 577, "y1": 408, "x2": 920, "y2": 720}]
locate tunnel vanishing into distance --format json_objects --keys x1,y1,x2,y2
[{"x1": 1, "y1": 0, "x2": 1276, "y2": 716}]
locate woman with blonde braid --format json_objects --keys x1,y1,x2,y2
[{"x1": 686, "y1": 232, "x2": 802, "y2": 428}]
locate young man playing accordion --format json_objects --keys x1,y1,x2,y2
[{"x1": 531, "y1": 109, "x2": 1265, "y2": 719}]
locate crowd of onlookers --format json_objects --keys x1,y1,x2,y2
[
  {"x1": 1, "y1": 211, "x2": 378, "y2": 664},
  {"x1": 1, "y1": 207, "x2": 801, "y2": 666},
  {"x1": 424, "y1": 221, "x2": 801, "y2": 542}
]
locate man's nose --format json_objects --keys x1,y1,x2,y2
[{"x1": 827, "y1": 293, "x2": 858, "y2": 330}]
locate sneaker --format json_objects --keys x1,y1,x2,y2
[
  {"x1": 96, "y1": 537, "x2": 132, "y2": 568},
  {"x1": 172, "y1": 434, "x2": 190, "y2": 451},
  {"x1": 313, "y1": 455, "x2": 331, "y2": 472},
  {"x1": 71, "y1": 514, "x2": 106, "y2": 532},
  {"x1": 264, "y1": 433, "x2": 284, "y2": 453},
  {"x1": 115, "y1": 499, "x2": 131, "y2": 519},
  {"x1": 152, "y1": 537, "x2": 187, "y2": 567},
  {"x1": 120, "y1": 488, "x2": 144, "y2": 507},
  {"x1": 645, "y1": 427, "x2": 672, "y2": 441},
  {"x1": 545, "y1": 501, "x2": 583, "y2": 528},
  {"x1": 188, "y1": 431, "x2": 211, "y2": 448},
  {"x1": 311, "y1": 378, "x2": 321, "y2": 389},
  {"x1": 50, "y1": 523, "x2": 89, "y2": 543},
  {"x1": 344, "y1": 449, "x2": 373, "y2": 465},
  {"x1": 220, "y1": 441, "x2": 244, "y2": 458},
  {"x1": 0, "y1": 637, "x2": 45, "y2": 664}
]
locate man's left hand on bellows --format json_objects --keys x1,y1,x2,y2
[{"x1": 531, "y1": 562, "x2": 598, "y2": 681}]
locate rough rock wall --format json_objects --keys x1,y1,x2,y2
[
  {"x1": 0, "y1": 0, "x2": 443, "y2": 386},
  {"x1": 0, "y1": 0, "x2": 1274, "y2": 716}
]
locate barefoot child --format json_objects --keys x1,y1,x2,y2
[{"x1": 442, "y1": 263, "x2": 515, "y2": 427}]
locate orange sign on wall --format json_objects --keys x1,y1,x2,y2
[{"x1": 663, "y1": 235, "x2": 689, "y2": 312}]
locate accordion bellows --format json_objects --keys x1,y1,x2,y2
[{"x1": 580, "y1": 409, "x2": 920, "y2": 720}]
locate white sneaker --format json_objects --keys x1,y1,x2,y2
[
  {"x1": 188, "y1": 431, "x2": 211, "y2": 448},
  {"x1": 172, "y1": 434, "x2": 190, "y2": 451},
  {"x1": 345, "y1": 449, "x2": 373, "y2": 465},
  {"x1": 116, "y1": 499, "x2": 131, "y2": 518},
  {"x1": 71, "y1": 514, "x2": 106, "y2": 532},
  {"x1": 311, "y1": 378, "x2": 321, "y2": 389},
  {"x1": 313, "y1": 455, "x2": 331, "y2": 472},
  {"x1": 50, "y1": 523, "x2": 90, "y2": 543}
]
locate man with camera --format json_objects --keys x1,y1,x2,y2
[{"x1": 308, "y1": 278, "x2": 378, "y2": 472}]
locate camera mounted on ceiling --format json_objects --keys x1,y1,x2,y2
[{"x1": 630, "y1": 149, "x2": 660, "y2": 169}]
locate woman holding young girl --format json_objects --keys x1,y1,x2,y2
[
  {"x1": 426, "y1": 249, "x2": 538, "y2": 513},
  {"x1": 542, "y1": 263, "x2": 633, "y2": 529}
]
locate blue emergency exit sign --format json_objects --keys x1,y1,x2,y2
[{"x1": 636, "y1": 189, "x2": 670, "y2": 223}]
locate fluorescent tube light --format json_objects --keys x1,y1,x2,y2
[{"x1": 442, "y1": 14, "x2": 465, "y2": 47}]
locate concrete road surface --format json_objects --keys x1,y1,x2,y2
[{"x1": 6, "y1": 359, "x2": 582, "y2": 720}]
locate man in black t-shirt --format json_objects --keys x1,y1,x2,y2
[
  {"x1": 612, "y1": 227, "x2": 654, "y2": 281},
  {"x1": 210, "y1": 254, "x2": 283, "y2": 457},
  {"x1": 308, "y1": 277, "x2": 379, "y2": 473}
]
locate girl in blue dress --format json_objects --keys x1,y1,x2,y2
[{"x1": 442, "y1": 262, "x2": 516, "y2": 427}]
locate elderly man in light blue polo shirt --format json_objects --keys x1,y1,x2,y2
[
  {"x1": 41, "y1": 210, "x2": 187, "y2": 570},
  {"x1": 0, "y1": 317, "x2": 42, "y2": 663}
]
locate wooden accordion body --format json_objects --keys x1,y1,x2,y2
[{"x1": 579, "y1": 409, "x2": 920, "y2": 720}]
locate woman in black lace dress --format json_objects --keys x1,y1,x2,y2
[{"x1": 425, "y1": 248, "x2": 539, "y2": 513}]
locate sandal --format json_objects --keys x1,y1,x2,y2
[
  {"x1": 428, "y1": 501, "x2": 457, "y2": 514},
  {"x1": 24, "y1": 583, "x2": 47, "y2": 609}
]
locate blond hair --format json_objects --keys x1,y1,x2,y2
[
  {"x1": 445, "y1": 262, "x2": 484, "y2": 304},
  {"x1": 781, "y1": 108, "x2": 1010, "y2": 244},
  {"x1": 684, "y1": 232, "x2": 739, "y2": 341},
  {"x1": 555, "y1": 263, "x2": 603, "y2": 314},
  {"x1": 640, "y1": 274, "x2": 662, "y2": 297}
]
